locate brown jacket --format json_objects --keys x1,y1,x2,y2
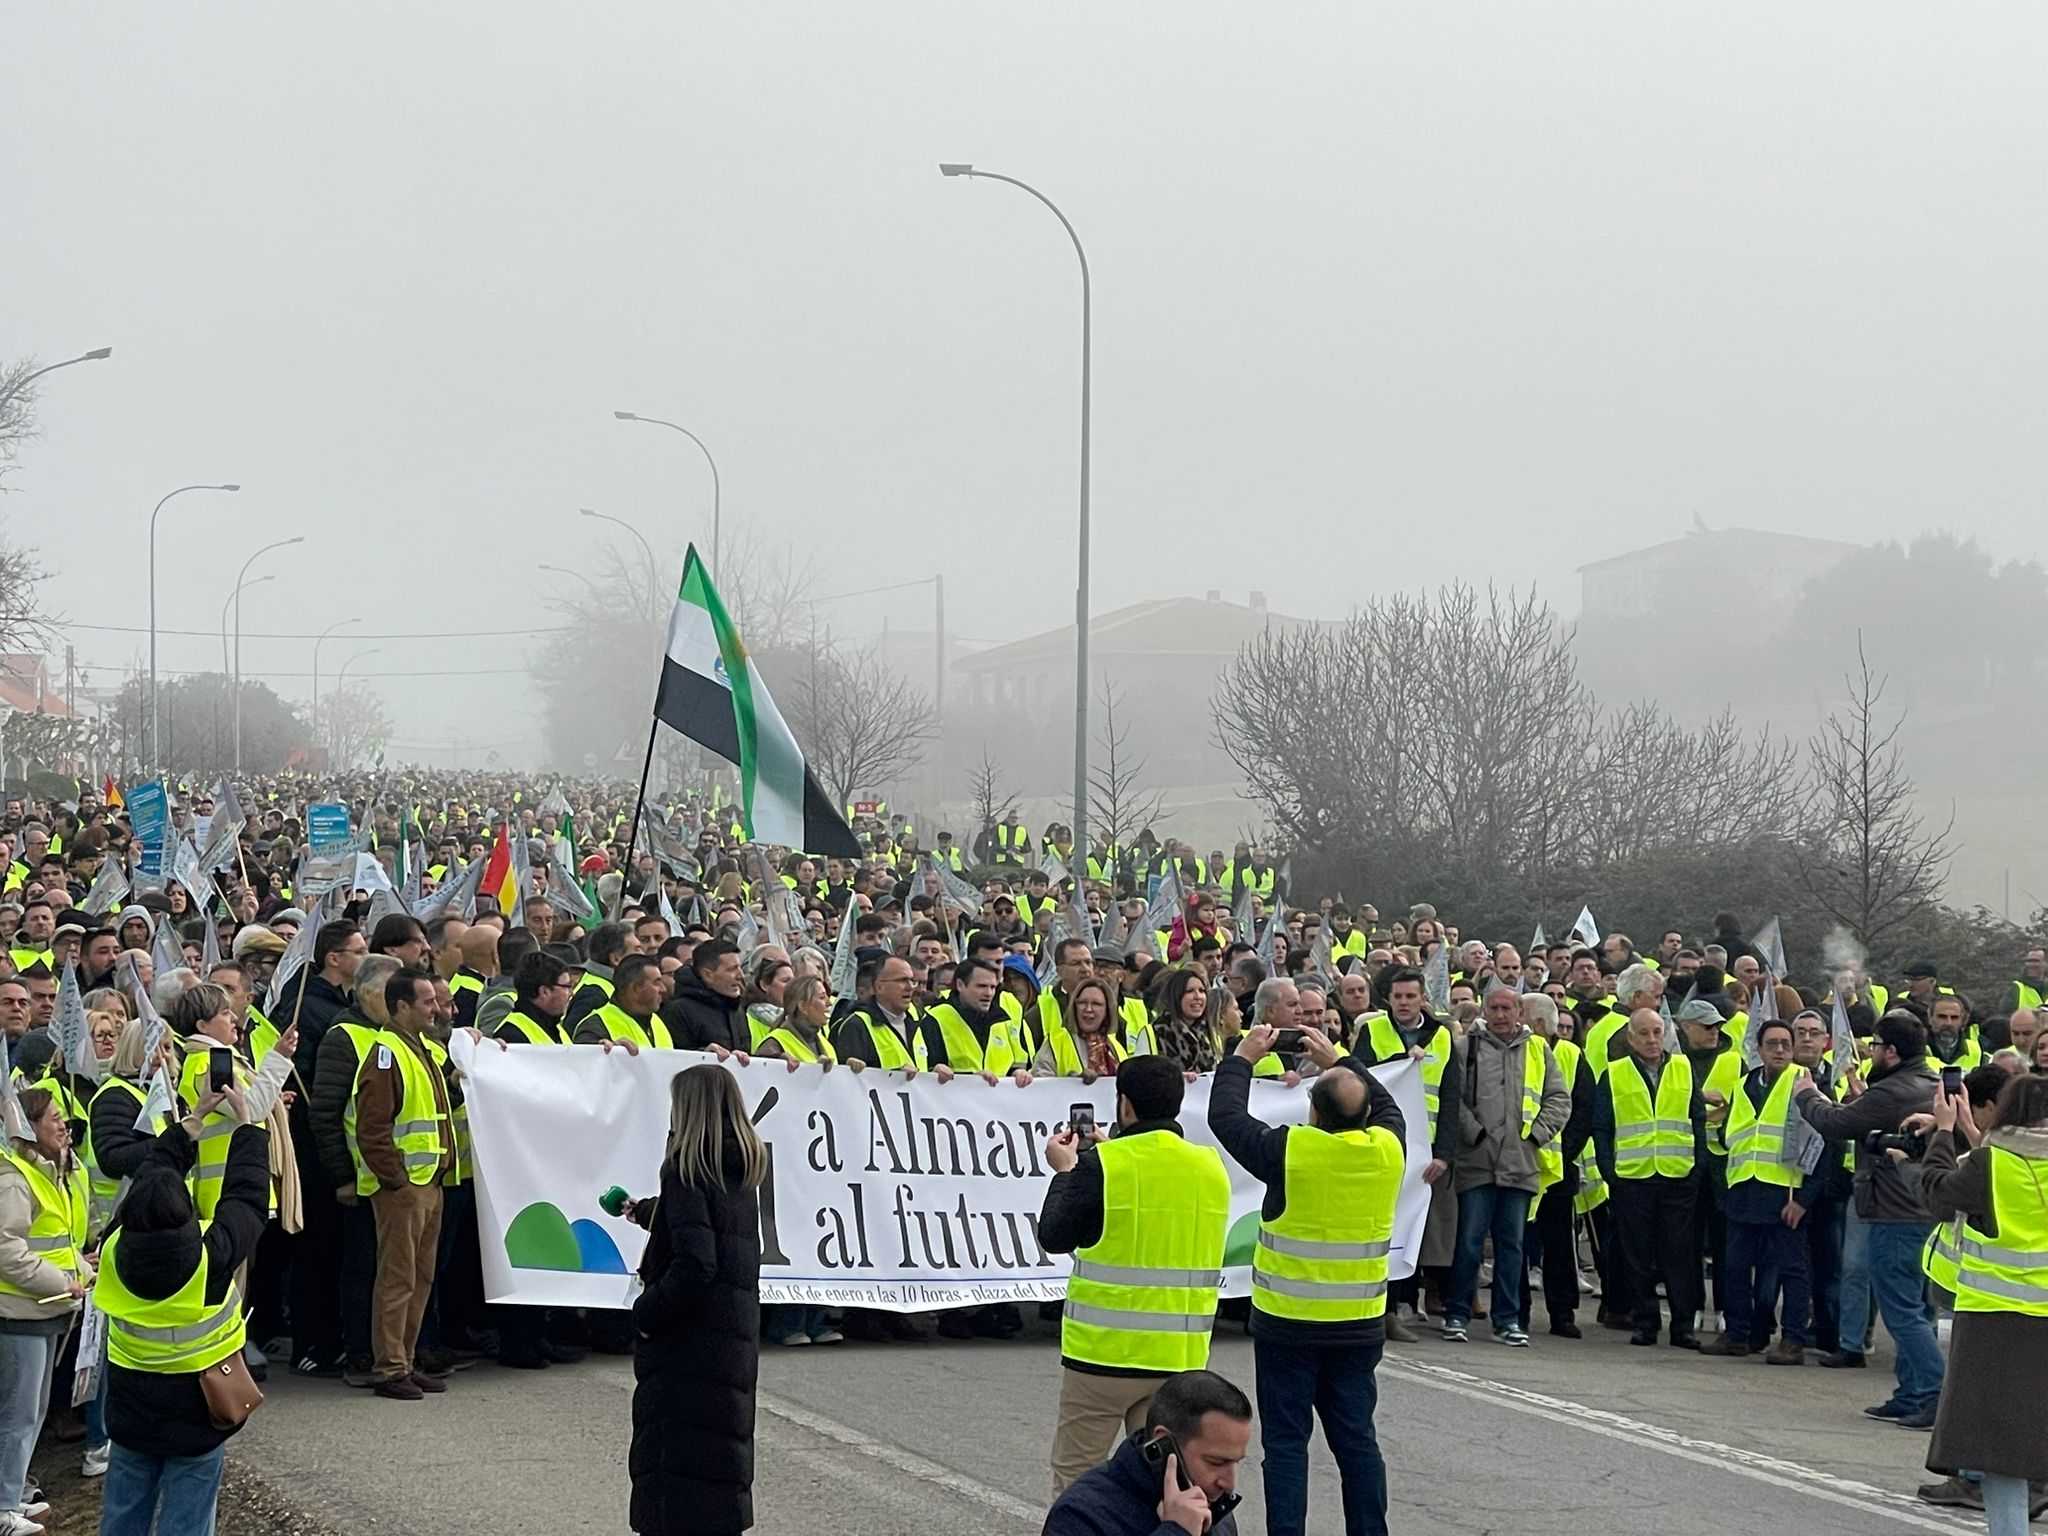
[{"x1": 352, "y1": 1027, "x2": 453, "y2": 1190}]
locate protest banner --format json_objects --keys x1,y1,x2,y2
[
  {"x1": 299, "y1": 800, "x2": 356, "y2": 896},
  {"x1": 125, "y1": 779, "x2": 170, "y2": 893},
  {"x1": 451, "y1": 1038, "x2": 1431, "y2": 1313}
]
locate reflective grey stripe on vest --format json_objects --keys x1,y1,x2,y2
[
  {"x1": 1956, "y1": 1236, "x2": 2048, "y2": 1270},
  {"x1": 26, "y1": 1234, "x2": 71, "y2": 1253},
  {"x1": 1654, "y1": 1118, "x2": 1692, "y2": 1137},
  {"x1": 1061, "y1": 1300, "x2": 1212, "y2": 1333},
  {"x1": 1255, "y1": 1229, "x2": 1392, "y2": 1262},
  {"x1": 1614, "y1": 1118, "x2": 1652, "y2": 1140},
  {"x1": 1069, "y1": 1259, "x2": 1223, "y2": 1289},
  {"x1": 392, "y1": 1119, "x2": 439, "y2": 1139},
  {"x1": 120, "y1": 1294, "x2": 240, "y2": 1346},
  {"x1": 197, "y1": 1120, "x2": 238, "y2": 1143},
  {"x1": 401, "y1": 1151, "x2": 443, "y2": 1172},
  {"x1": 1954, "y1": 1270, "x2": 2048, "y2": 1306},
  {"x1": 1251, "y1": 1271, "x2": 1388, "y2": 1302}
]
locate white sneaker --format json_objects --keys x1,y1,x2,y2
[
  {"x1": 0, "y1": 1511, "x2": 47, "y2": 1536},
  {"x1": 19, "y1": 1506, "x2": 47, "y2": 1522},
  {"x1": 82, "y1": 1441, "x2": 111, "y2": 1478}
]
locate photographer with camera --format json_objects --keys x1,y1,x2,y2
[{"x1": 1792, "y1": 1011, "x2": 1945, "y2": 1425}]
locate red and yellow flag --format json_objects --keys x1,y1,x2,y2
[
  {"x1": 482, "y1": 824, "x2": 514, "y2": 918},
  {"x1": 102, "y1": 775, "x2": 123, "y2": 810}
]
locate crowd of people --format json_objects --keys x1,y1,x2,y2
[{"x1": 0, "y1": 770, "x2": 2044, "y2": 1536}]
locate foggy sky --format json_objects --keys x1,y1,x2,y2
[{"x1": 9, "y1": 2, "x2": 2047, "y2": 766}]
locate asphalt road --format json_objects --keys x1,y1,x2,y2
[{"x1": 234, "y1": 1317, "x2": 1978, "y2": 1535}]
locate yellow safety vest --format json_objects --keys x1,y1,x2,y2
[
  {"x1": 95, "y1": 1230, "x2": 246, "y2": 1374},
  {"x1": 1582, "y1": 1010, "x2": 1629, "y2": 1078},
  {"x1": 1947, "y1": 1145, "x2": 2048, "y2": 1316},
  {"x1": 500, "y1": 1009, "x2": 566, "y2": 1046},
  {"x1": 2016, "y1": 980, "x2": 2047, "y2": 1014},
  {"x1": 1210, "y1": 1030, "x2": 1283, "y2": 1077},
  {"x1": 1062, "y1": 1131, "x2": 1229, "y2": 1372},
  {"x1": 83, "y1": 1076, "x2": 163, "y2": 1232},
  {"x1": 1119, "y1": 998, "x2": 1156, "y2": 1056},
  {"x1": 1924, "y1": 1216, "x2": 1964, "y2": 1298},
  {"x1": 1251, "y1": 1123, "x2": 1402, "y2": 1323},
  {"x1": 335, "y1": 1021, "x2": 384, "y2": 1190},
  {"x1": 177, "y1": 1045, "x2": 267, "y2": 1222},
  {"x1": 1550, "y1": 1040, "x2": 1608, "y2": 1214},
  {"x1": 0, "y1": 1145, "x2": 87, "y2": 1296},
  {"x1": 764, "y1": 1026, "x2": 834, "y2": 1065},
  {"x1": 422, "y1": 1035, "x2": 469, "y2": 1187},
  {"x1": 592, "y1": 1003, "x2": 674, "y2": 1052},
  {"x1": 1044, "y1": 1019, "x2": 1129, "y2": 1078},
  {"x1": 1360, "y1": 1014, "x2": 1450, "y2": 1136},
  {"x1": 1722, "y1": 1066, "x2": 1801, "y2": 1188},
  {"x1": 1608, "y1": 1053, "x2": 1695, "y2": 1179},
  {"x1": 842, "y1": 1009, "x2": 917, "y2": 1070},
  {"x1": 995, "y1": 824, "x2": 1030, "y2": 858},
  {"x1": 246, "y1": 1007, "x2": 281, "y2": 1064},
  {"x1": 348, "y1": 1029, "x2": 449, "y2": 1197},
  {"x1": 918, "y1": 1002, "x2": 1021, "y2": 1076}
]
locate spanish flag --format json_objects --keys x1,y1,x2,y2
[
  {"x1": 481, "y1": 826, "x2": 512, "y2": 919},
  {"x1": 102, "y1": 776, "x2": 123, "y2": 810}
]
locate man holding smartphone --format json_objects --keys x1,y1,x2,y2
[{"x1": 1037, "y1": 1056, "x2": 1231, "y2": 1498}]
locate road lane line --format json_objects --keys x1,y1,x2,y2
[
  {"x1": 757, "y1": 1388, "x2": 1044, "y2": 1526},
  {"x1": 1384, "y1": 1356, "x2": 1974, "y2": 1534}
]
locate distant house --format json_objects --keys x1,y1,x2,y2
[
  {"x1": 0, "y1": 654, "x2": 78, "y2": 718},
  {"x1": 953, "y1": 591, "x2": 1304, "y2": 711},
  {"x1": 1576, "y1": 527, "x2": 1858, "y2": 630}
]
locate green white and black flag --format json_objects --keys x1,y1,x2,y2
[{"x1": 654, "y1": 546, "x2": 858, "y2": 858}]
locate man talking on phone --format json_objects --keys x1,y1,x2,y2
[
  {"x1": 1038, "y1": 1056, "x2": 1231, "y2": 1498},
  {"x1": 1041, "y1": 1368, "x2": 1251, "y2": 1536}
]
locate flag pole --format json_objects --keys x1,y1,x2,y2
[{"x1": 623, "y1": 717, "x2": 660, "y2": 885}]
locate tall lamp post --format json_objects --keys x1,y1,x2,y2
[
  {"x1": 539, "y1": 563, "x2": 601, "y2": 598},
  {"x1": 0, "y1": 346, "x2": 113, "y2": 409},
  {"x1": 220, "y1": 576, "x2": 274, "y2": 673},
  {"x1": 228, "y1": 535, "x2": 304, "y2": 770},
  {"x1": 612, "y1": 413, "x2": 722, "y2": 580},
  {"x1": 578, "y1": 508, "x2": 661, "y2": 608},
  {"x1": 148, "y1": 482, "x2": 241, "y2": 765},
  {"x1": 939, "y1": 163, "x2": 1093, "y2": 856},
  {"x1": 309, "y1": 618, "x2": 360, "y2": 755}
]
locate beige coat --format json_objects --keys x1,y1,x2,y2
[{"x1": 0, "y1": 1144, "x2": 80, "y2": 1323}]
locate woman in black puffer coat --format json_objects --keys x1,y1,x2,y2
[{"x1": 626, "y1": 1064, "x2": 765, "y2": 1536}]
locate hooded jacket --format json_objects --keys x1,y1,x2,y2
[
  {"x1": 661, "y1": 968, "x2": 746, "y2": 1053},
  {"x1": 1454, "y1": 1024, "x2": 1571, "y2": 1194}
]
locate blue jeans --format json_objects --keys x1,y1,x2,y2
[
  {"x1": 99, "y1": 1441, "x2": 227, "y2": 1536},
  {"x1": 764, "y1": 1304, "x2": 826, "y2": 1343},
  {"x1": 0, "y1": 1330, "x2": 59, "y2": 1511},
  {"x1": 1446, "y1": 1184, "x2": 1532, "y2": 1334},
  {"x1": 1253, "y1": 1335, "x2": 1387, "y2": 1536},
  {"x1": 1724, "y1": 1216, "x2": 1810, "y2": 1347},
  {"x1": 1850, "y1": 1213, "x2": 1944, "y2": 1412}
]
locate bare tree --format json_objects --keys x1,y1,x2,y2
[
  {"x1": 0, "y1": 360, "x2": 42, "y2": 489},
  {"x1": 968, "y1": 747, "x2": 1016, "y2": 850},
  {"x1": 1797, "y1": 637, "x2": 1952, "y2": 951},
  {"x1": 773, "y1": 633, "x2": 934, "y2": 808},
  {"x1": 1089, "y1": 680, "x2": 1165, "y2": 856},
  {"x1": 324, "y1": 685, "x2": 393, "y2": 770}
]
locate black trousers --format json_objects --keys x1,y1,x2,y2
[
  {"x1": 287, "y1": 1181, "x2": 346, "y2": 1364},
  {"x1": 1610, "y1": 1175, "x2": 1702, "y2": 1337},
  {"x1": 1804, "y1": 1190, "x2": 1848, "y2": 1353},
  {"x1": 1695, "y1": 1168, "x2": 1728, "y2": 1315},
  {"x1": 341, "y1": 1196, "x2": 378, "y2": 1360},
  {"x1": 1520, "y1": 1184, "x2": 1580, "y2": 1329}
]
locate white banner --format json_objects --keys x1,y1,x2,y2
[{"x1": 452, "y1": 1037, "x2": 1432, "y2": 1313}]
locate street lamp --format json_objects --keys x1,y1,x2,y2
[
  {"x1": 939, "y1": 161, "x2": 1094, "y2": 857},
  {"x1": 331, "y1": 649, "x2": 381, "y2": 760},
  {"x1": 539, "y1": 563, "x2": 601, "y2": 598},
  {"x1": 220, "y1": 576, "x2": 274, "y2": 673},
  {"x1": 0, "y1": 346, "x2": 113, "y2": 408},
  {"x1": 612, "y1": 412, "x2": 721, "y2": 580},
  {"x1": 149, "y1": 483, "x2": 241, "y2": 766},
  {"x1": 578, "y1": 508, "x2": 660, "y2": 608},
  {"x1": 309, "y1": 618, "x2": 360, "y2": 752},
  {"x1": 230, "y1": 536, "x2": 304, "y2": 770}
]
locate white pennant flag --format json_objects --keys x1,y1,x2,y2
[
  {"x1": 56, "y1": 956, "x2": 105, "y2": 1084},
  {"x1": 1423, "y1": 941, "x2": 1451, "y2": 1014},
  {"x1": 1570, "y1": 905, "x2": 1601, "y2": 949},
  {"x1": 1530, "y1": 922, "x2": 1547, "y2": 953},
  {"x1": 1232, "y1": 882, "x2": 1258, "y2": 950},
  {"x1": 1830, "y1": 980, "x2": 1857, "y2": 1070},
  {"x1": 80, "y1": 857, "x2": 130, "y2": 917},
  {"x1": 1751, "y1": 916, "x2": 1788, "y2": 979},
  {"x1": 413, "y1": 856, "x2": 483, "y2": 922},
  {"x1": 201, "y1": 901, "x2": 224, "y2": 972},
  {"x1": 1256, "y1": 898, "x2": 1285, "y2": 968},
  {"x1": 829, "y1": 900, "x2": 861, "y2": 996},
  {"x1": 151, "y1": 915, "x2": 185, "y2": 987},
  {"x1": 197, "y1": 778, "x2": 247, "y2": 878}
]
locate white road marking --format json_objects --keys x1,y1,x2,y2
[
  {"x1": 1384, "y1": 1355, "x2": 1975, "y2": 1534},
  {"x1": 757, "y1": 1388, "x2": 1045, "y2": 1526}
]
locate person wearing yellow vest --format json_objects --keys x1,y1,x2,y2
[
  {"x1": 1928, "y1": 994, "x2": 1986, "y2": 1071},
  {"x1": 989, "y1": 811, "x2": 1031, "y2": 867},
  {"x1": 572, "y1": 955, "x2": 674, "y2": 1050},
  {"x1": 913, "y1": 958, "x2": 1028, "y2": 1079},
  {"x1": 1208, "y1": 1017, "x2": 1404, "y2": 1536},
  {"x1": 492, "y1": 949, "x2": 573, "y2": 1046},
  {"x1": 562, "y1": 920, "x2": 629, "y2": 1034},
  {"x1": 1441, "y1": 986, "x2": 1570, "y2": 1346},
  {"x1": 92, "y1": 1083, "x2": 270, "y2": 1535},
  {"x1": 831, "y1": 954, "x2": 923, "y2": 1072},
  {"x1": 1034, "y1": 979, "x2": 1130, "y2": 1079},
  {"x1": 1038, "y1": 1055, "x2": 1229, "y2": 1496},
  {"x1": 2009, "y1": 947, "x2": 2048, "y2": 1022},
  {"x1": 1350, "y1": 965, "x2": 1461, "y2": 1341},
  {"x1": 756, "y1": 974, "x2": 835, "y2": 1066},
  {"x1": 351, "y1": 966, "x2": 454, "y2": 1400},
  {"x1": 1, "y1": 1084, "x2": 90, "y2": 1526},
  {"x1": 1673, "y1": 997, "x2": 1744, "y2": 1330},
  {"x1": 169, "y1": 981, "x2": 295, "y2": 1225},
  {"x1": 84, "y1": 1019, "x2": 180, "y2": 1238},
  {"x1": 1916, "y1": 1071, "x2": 2048, "y2": 1523},
  {"x1": 1519, "y1": 993, "x2": 1600, "y2": 1339},
  {"x1": 1699, "y1": 1018, "x2": 1814, "y2": 1363},
  {"x1": 447, "y1": 925, "x2": 497, "y2": 1032},
  {"x1": 1594, "y1": 1008, "x2": 1708, "y2": 1348}
]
